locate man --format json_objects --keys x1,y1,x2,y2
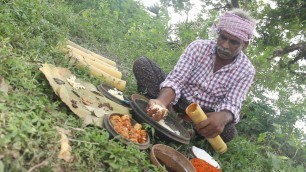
[{"x1": 133, "y1": 9, "x2": 256, "y2": 142}]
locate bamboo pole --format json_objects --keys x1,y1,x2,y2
[
  {"x1": 67, "y1": 45, "x2": 118, "y2": 71},
  {"x1": 67, "y1": 40, "x2": 116, "y2": 67},
  {"x1": 69, "y1": 52, "x2": 126, "y2": 91},
  {"x1": 69, "y1": 50, "x2": 122, "y2": 79}
]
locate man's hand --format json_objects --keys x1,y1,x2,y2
[
  {"x1": 146, "y1": 99, "x2": 168, "y2": 121},
  {"x1": 195, "y1": 110, "x2": 233, "y2": 138}
]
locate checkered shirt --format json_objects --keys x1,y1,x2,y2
[{"x1": 160, "y1": 40, "x2": 255, "y2": 123}]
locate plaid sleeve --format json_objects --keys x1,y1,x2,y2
[
  {"x1": 216, "y1": 70, "x2": 255, "y2": 124},
  {"x1": 160, "y1": 41, "x2": 200, "y2": 104}
]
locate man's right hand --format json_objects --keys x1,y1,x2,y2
[{"x1": 146, "y1": 99, "x2": 168, "y2": 121}]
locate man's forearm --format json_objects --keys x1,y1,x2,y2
[{"x1": 156, "y1": 87, "x2": 176, "y2": 107}]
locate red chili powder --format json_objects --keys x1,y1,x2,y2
[{"x1": 190, "y1": 158, "x2": 221, "y2": 172}]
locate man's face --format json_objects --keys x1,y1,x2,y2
[{"x1": 216, "y1": 30, "x2": 246, "y2": 60}]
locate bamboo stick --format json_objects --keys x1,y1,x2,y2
[
  {"x1": 67, "y1": 45, "x2": 118, "y2": 71},
  {"x1": 69, "y1": 53, "x2": 126, "y2": 91},
  {"x1": 186, "y1": 103, "x2": 227, "y2": 154},
  {"x1": 69, "y1": 50, "x2": 122, "y2": 79},
  {"x1": 67, "y1": 40, "x2": 116, "y2": 67}
]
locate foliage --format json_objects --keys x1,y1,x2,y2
[
  {"x1": 0, "y1": 0, "x2": 305, "y2": 171},
  {"x1": 0, "y1": 0, "x2": 157, "y2": 171},
  {"x1": 216, "y1": 136, "x2": 305, "y2": 171}
]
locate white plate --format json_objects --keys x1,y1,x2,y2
[{"x1": 191, "y1": 146, "x2": 220, "y2": 169}]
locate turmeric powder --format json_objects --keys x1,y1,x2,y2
[{"x1": 190, "y1": 158, "x2": 221, "y2": 172}]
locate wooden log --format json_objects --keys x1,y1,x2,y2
[{"x1": 68, "y1": 40, "x2": 116, "y2": 67}]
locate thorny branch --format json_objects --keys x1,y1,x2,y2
[
  {"x1": 270, "y1": 43, "x2": 306, "y2": 79},
  {"x1": 271, "y1": 43, "x2": 306, "y2": 58}
]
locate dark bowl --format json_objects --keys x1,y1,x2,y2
[
  {"x1": 103, "y1": 113, "x2": 150, "y2": 150},
  {"x1": 130, "y1": 93, "x2": 149, "y2": 102},
  {"x1": 130, "y1": 99, "x2": 190, "y2": 144},
  {"x1": 150, "y1": 144, "x2": 196, "y2": 172},
  {"x1": 97, "y1": 84, "x2": 130, "y2": 107}
]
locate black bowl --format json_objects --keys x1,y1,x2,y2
[
  {"x1": 130, "y1": 99, "x2": 190, "y2": 144},
  {"x1": 103, "y1": 113, "x2": 150, "y2": 150},
  {"x1": 130, "y1": 93, "x2": 149, "y2": 102},
  {"x1": 97, "y1": 84, "x2": 130, "y2": 107}
]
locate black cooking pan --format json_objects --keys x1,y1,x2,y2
[{"x1": 130, "y1": 98, "x2": 190, "y2": 144}]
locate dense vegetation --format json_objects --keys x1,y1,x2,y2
[{"x1": 0, "y1": 0, "x2": 305, "y2": 171}]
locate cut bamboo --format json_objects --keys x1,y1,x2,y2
[
  {"x1": 67, "y1": 40, "x2": 116, "y2": 67},
  {"x1": 186, "y1": 103, "x2": 227, "y2": 154},
  {"x1": 67, "y1": 45, "x2": 118, "y2": 71},
  {"x1": 69, "y1": 53, "x2": 126, "y2": 91},
  {"x1": 69, "y1": 50, "x2": 122, "y2": 79}
]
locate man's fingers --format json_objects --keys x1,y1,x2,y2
[
  {"x1": 195, "y1": 119, "x2": 220, "y2": 138},
  {"x1": 152, "y1": 113, "x2": 163, "y2": 121},
  {"x1": 148, "y1": 110, "x2": 167, "y2": 121},
  {"x1": 195, "y1": 120, "x2": 208, "y2": 130},
  {"x1": 206, "y1": 132, "x2": 219, "y2": 138},
  {"x1": 204, "y1": 128, "x2": 218, "y2": 138},
  {"x1": 145, "y1": 100, "x2": 168, "y2": 121},
  {"x1": 196, "y1": 125, "x2": 222, "y2": 138},
  {"x1": 162, "y1": 108, "x2": 168, "y2": 114}
]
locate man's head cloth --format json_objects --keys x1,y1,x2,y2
[{"x1": 218, "y1": 11, "x2": 256, "y2": 42}]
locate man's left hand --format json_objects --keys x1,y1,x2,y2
[{"x1": 195, "y1": 111, "x2": 233, "y2": 138}]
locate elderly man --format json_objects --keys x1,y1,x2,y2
[{"x1": 133, "y1": 9, "x2": 256, "y2": 142}]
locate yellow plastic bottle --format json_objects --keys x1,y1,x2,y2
[{"x1": 186, "y1": 103, "x2": 227, "y2": 154}]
